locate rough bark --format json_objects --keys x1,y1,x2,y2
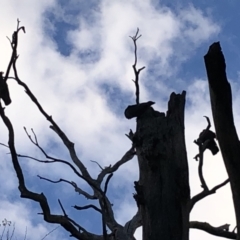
[
  {"x1": 204, "y1": 42, "x2": 240, "y2": 239},
  {"x1": 135, "y1": 91, "x2": 190, "y2": 240}
]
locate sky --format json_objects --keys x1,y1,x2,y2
[{"x1": 0, "y1": 0, "x2": 239, "y2": 239}]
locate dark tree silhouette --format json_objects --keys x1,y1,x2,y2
[{"x1": 0, "y1": 23, "x2": 238, "y2": 240}]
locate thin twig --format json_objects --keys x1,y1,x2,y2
[
  {"x1": 58, "y1": 199, "x2": 67, "y2": 217},
  {"x1": 41, "y1": 226, "x2": 59, "y2": 240},
  {"x1": 90, "y1": 160, "x2": 104, "y2": 170}
]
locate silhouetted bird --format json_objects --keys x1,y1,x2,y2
[
  {"x1": 124, "y1": 101, "x2": 155, "y2": 119},
  {"x1": 0, "y1": 72, "x2": 11, "y2": 105},
  {"x1": 196, "y1": 129, "x2": 219, "y2": 155}
]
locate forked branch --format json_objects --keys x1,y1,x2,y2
[{"x1": 129, "y1": 28, "x2": 145, "y2": 104}]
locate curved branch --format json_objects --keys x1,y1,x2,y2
[
  {"x1": 19, "y1": 154, "x2": 89, "y2": 186},
  {"x1": 73, "y1": 204, "x2": 102, "y2": 213},
  {"x1": 104, "y1": 173, "x2": 113, "y2": 194},
  {"x1": 203, "y1": 116, "x2": 211, "y2": 131},
  {"x1": 124, "y1": 209, "x2": 142, "y2": 236},
  {"x1": 37, "y1": 176, "x2": 95, "y2": 200}
]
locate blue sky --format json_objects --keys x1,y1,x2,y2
[{"x1": 0, "y1": 0, "x2": 239, "y2": 239}]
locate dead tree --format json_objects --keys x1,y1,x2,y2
[
  {"x1": 0, "y1": 23, "x2": 236, "y2": 240},
  {"x1": 125, "y1": 30, "x2": 230, "y2": 240}
]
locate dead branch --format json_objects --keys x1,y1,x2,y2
[
  {"x1": 5, "y1": 19, "x2": 25, "y2": 84},
  {"x1": 190, "y1": 178, "x2": 229, "y2": 211},
  {"x1": 19, "y1": 153, "x2": 88, "y2": 183},
  {"x1": 71, "y1": 181, "x2": 96, "y2": 199},
  {"x1": 198, "y1": 145, "x2": 208, "y2": 191},
  {"x1": 10, "y1": 26, "x2": 91, "y2": 180},
  {"x1": 124, "y1": 209, "x2": 142, "y2": 236},
  {"x1": 204, "y1": 116, "x2": 211, "y2": 131},
  {"x1": 129, "y1": 28, "x2": 145, "y2": 104},
  {"x1": 104, "y1": 173, "x2": 113, "y2": 194},
  {"x1": 90, "y1": 160, "x2": 104, "y2": 170},
  {"x1": 0, "y1": 22, "x2": 138, "y2": 240},
  {"x1": 125, "y1": 129, "x2": 135, "y2": 142},
  {"x1": 0, "y1": 103, "x2": 96, "y2": 240},
  {"x1": 190, "y1": 221, "x2": 236, "y2": 239},
  {"x1": 96, "y1": 146, "x2": 136, "y2": 183},
  {"x1": 58, "y1": 199, "x2": 67, "y2": 217},
  {"x1": 40, "y1": 226, "x2": 59, "y2": 240},
  {"x1": 73, "y1": 204, "x2": 102, "y2": 213},
  {"x1": 37, "y1": 176, "x2": 95, "y2": 200}
]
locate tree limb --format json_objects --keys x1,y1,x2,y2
[
  {"x1": 37, "y1": 176, "x2": 95, "y2": 200},
  {"x1": 124, "y1": 209, "x2": 142, "y2": 236},
  {"x1": 73, "y1": 204, "x2": 102, "y2": 213},
  {"x1": 10, "y1": 29, "x2": 91, "y2": 179},
  {"x1": 0, "y1": 104, "x2": 95, "y2": 240},
  {"x1": 190, "y1": 221, "x2": 236, "y2": 239},
  {"x1": 97, "y1": 146, "x2": 136, "y2": 183},
  {"x1": 190, "y1": 178, "x2": 229, "y2": 211},
  {"x1": 129, "y1": 28, "x2": 145, "y2": 104}
]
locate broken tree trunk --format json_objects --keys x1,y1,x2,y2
[
  {"x1": 204, "y1": 42, "x2": 240, "y2": 239},
  {"x1": 135, "y1": 91, "x2": 190, "y2": 240}
]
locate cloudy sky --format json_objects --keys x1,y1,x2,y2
[{"x1": 0, "y1": 0, "x2": 239, "y2": 239}]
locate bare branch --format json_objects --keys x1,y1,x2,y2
[
  {"x1": 37, "y1": 176, "x2": 95, "y2": 200},
  {"x1": 203, "y1": 116, "x2": 211, "y2": 130},
  {"x1": 0, "y1": 142, "x2": 10, "y2": 148},
  {"x1": 19, "y1": 153, "x2": 86, "y2": 182},
  {"x1": 90, "y1": 160, "x2": 104, "y2": 170},
  {"x1": 0, "y1": 23, "x2": 136, "y2": 240},
  {"x1": 58, "y1": 199, "x2": 68, "y2": 217},
  {"x1": 0, "y1": 103, "x2": 85, "y2": 239},
  {"x1": 190, "y1": 221, "x2": 236, "y2": 239},
  {"x1": 97, "y1": 146, "x2": 136, "y2": 183},
  {"x1": 190, "y1": 178, "x2": 229, "y2": 211},
  {"x1": 71, "y1": 181, "x2": 96, "y2": 199},
  {"x1": 125, "y1": 129, "x2": 135, "y2": 142},
  {"x1": 73, "y1": 204, "x2": 102, "y2": 213},
  {"x1": 41, "y1": 226, "x2": 59, "y2": 240},
  {"x1": 198, "y1": 145, "x2": 208, "y2": 191},
  {"x1": 104, "y1": 173, "x2": 113, "y2": 194},
  {"x1": 4, "y1": 21, "x2": 25, "y2": 83},
  {"x1": 11, "y1": 43, "x2": 91, "y2": 180},
  {"x1": 129, "y1": 28, "x2": 140, "y2": 67},
  {"x1": 129, "y1": 28, "x2": 145, "y2": 104},
  {"x1": 38, "y1": 170, "x2": 117, "y2": 236},
  {"x1": 124, "y1": 209, "x2": 142, "y2": 236}
]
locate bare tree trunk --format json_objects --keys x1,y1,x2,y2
[
  {"x1": 135, "y1": 91, "x2": 190, "y2": 240},
  {"x1": 204, "y1": 42, "x2": 240, "y2": 239}
]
